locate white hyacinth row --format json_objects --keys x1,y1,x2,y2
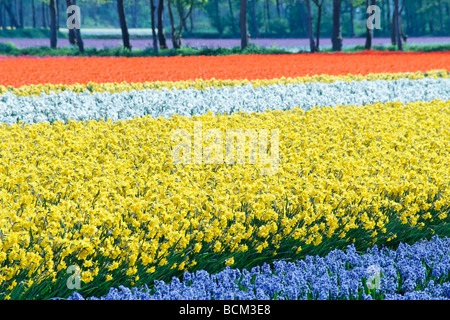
[{"x1": 0, "y1": 77, "x2": 449, "y2": 125}]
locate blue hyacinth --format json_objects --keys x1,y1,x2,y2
[{"x1": 63, "y1": 236, "x2": 450, "y2": 300}]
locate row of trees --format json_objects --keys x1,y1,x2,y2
[
  {"x1": 120, "y1": 0, "x2": 411, "y2": 52},
  {"x1": 0, "y1": 0, "x2": 448, "y2": 53}
]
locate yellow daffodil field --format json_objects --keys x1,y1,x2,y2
[{"x1": 0, "y1": 52, "x2": 449, "y2": 300}]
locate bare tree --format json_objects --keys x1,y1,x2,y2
[
  {"x1": 399, "y1": 0, "x2": 407, "y2": 43},
  {"x1": 240, "y1": 0, "x2": 249, "y2": 49},
  {"x1": 167, "y1": 0, "x2": 177, "y2": 47},
  {"x1": 66, "y1": 0, "x2": 75, "y2": 44},
  {"x1": 117, "y1": 0, "x2": 131, "y2": 50},
  {"x1": 331, "y1": 0, "x2": 342, "y2": 51},
  {"x1": 157, "y1": 0, "x2": 167, "y2": 48},
  {"x1": 66, "y1": 0, "x2": 84, "y2": 53},
  {"x1": 393, "y1": 0, "x2": 403, "y2": 50},
  {"x1": 386, "y1": 0, "x2": 396, "y2": 45},
  {"x1": 167, "y1": 0, "x2": 195, "y2": 49},
  {"x1": 49, "y1": 0, "x2": 58, "y2": 49},
  {"x1": 149, "y1": 0, "x2": 158, "y2": 53},
  {"x1": 312, "y1": 0, "x2": 324, "y2": 51},
  {"x1": 365, "y1": 0, "x2": 376, "y2": 50},
  {"x1": 303, "y1": 0, "x2": 317, "y2": 52}
]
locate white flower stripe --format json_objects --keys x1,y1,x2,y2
[{"x1": 0, "y1": 78, "x2": 449, "y2": 125}]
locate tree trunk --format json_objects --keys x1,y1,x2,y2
[
  {"x1": 315, "y1": 2, "x2": 322, "y2": 50},
  {"x1": 31, "y1": 0, "x2": 36, "y2": 28},
  {"x1": 304, "y1": 0, "x2": 316, "y2": 52},
  {"x1": 167, "y1": 0, "x2": 179, "y2": 48},
  {"x1": 388, "y1": 0, "x2": 396, "y2": 45},
  {"x1": 66, "y1": 0, "x2": 75, "y2": 44},
  {"x1": 228, "y1": 0, "x2": 237, "y2": 36},
  {"x1": 68, "y1": 0, "x2": 84, "y2": 53},
  {"x1": 117, "y1": 0, "x2": 131, "y2": 50},
  {"x1": 393, "y1": 0, "x2": 402, "y2": 50},
  {"x1": 365, "y1": 0, "x2": 376, "y2": 50},
  {"x1": 4, "y1": 0, "x2": 19, "y2": 28},
  {"x1": 399, "y1": 0, "x2": 407, "y2": 42},
  {"x1": 49, "y1": 0, "x2": 58, "y2": 48},
  {"x1": 276, "y1": 0, "x2": 280, "y2": 18},
  {"x1": 240, "y1": 0, "x2": 249, "y2": 49},
  {"x1": 250, "y1": 0, "x2": 259, "y2": 37},
  {"x1": 157, "y1": 0, "x2": 167, "y2": 49},
  {"x1": 178, "y1": 2, "x2": 188, "y2": 31},
  {"x1": 189, "y1": 7, "x2": 193, "y2": 32},
  {"x1": 149, "y1": 0, "x2": 158, "y2": 53},
  {"x1": 331, "y1": 0, "x2": 342, "y2": 51},
  {"x1": 74, "y1": 25, "x2": 84, "y2": 53},
  {"x1": 168, "y1": 0, "x2": 194, "y2": 49}
]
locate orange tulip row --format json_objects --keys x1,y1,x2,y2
[{"x1": 0, "y1": 51, "x2": 448, "y2": 87}]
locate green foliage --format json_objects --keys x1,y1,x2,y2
[
  {"x1": 0, "y1": 43, "x2": 290, "y2": 57},
  {"x1": 1, "y1": 0, "x2": 445, "y2": 39},
  {"x1": 0, "y1": 42, "x2": 448, "y2": 58},
  {"x1": 266, "y1": 18, "x2": 289, "y2": 35},
  {"x1": 342, "y1": 43, "x2": 450, "y2": 52},
  {"x1": 0, "y1": 42, "x2": 17, "y2": 53},
  {"x1": 0, "y1": 28, "x2": 68, "y2": 39},
  {"x1": 5, "y1": 197, "x2": 450, "y2": 300}
]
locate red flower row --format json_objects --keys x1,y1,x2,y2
[{"x1": 0, "y1": 51, "x2": 448, "y2": 87}]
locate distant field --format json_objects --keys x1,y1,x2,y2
[
  {"x1": 59, "y1": 28, "x2": 156, "y2": 37},
  {"x1": 1, "y1": 35, "x2": 450, "y2": 50}
]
